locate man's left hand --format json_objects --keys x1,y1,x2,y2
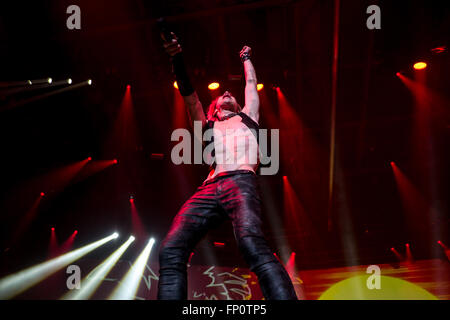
[{"x1": 240, "y1": 46, "x2": 252, "y2": 59}]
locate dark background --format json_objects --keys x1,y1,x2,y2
[{"x1": 0, "y1": 0, "x2": 449, "y2": 275}]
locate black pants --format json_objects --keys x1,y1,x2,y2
[{"x1": 157, "y1": 170, "x2": 298, "y2": 300}]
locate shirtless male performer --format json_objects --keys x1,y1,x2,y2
[{"x1": 157, "y1": 33, "x2": 298, "y2": 300}]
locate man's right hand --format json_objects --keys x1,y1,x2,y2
[{"x1": 162, "y1": 32, "x2": 182, "y2": 56}]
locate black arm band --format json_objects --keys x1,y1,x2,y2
[
  {"x1": 240, "y1": 53, "x2": 251, "y2": 63},
  {"x1": 171, "y1": 54, "x2": 195, "y2": 96}
]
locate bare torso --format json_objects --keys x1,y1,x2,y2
[{"x1": 205, "y1": 114, "x2": 259, "y2": 181}]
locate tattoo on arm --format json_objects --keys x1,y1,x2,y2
[{"x1": 184, "y1": 92, "x2": 206, "y2": 128}]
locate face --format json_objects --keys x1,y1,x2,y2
[{"x1": 216, "y1": 91, "x2": 239, "y2": 112}]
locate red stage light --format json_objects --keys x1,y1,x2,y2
[
  {"x1": 113, "y1": 159, "x2": 118, "y2": 164},
  {"x1": 406, "y1": 243, "x2": 410, "y2": 247},
  {"x1": 390, "y1": 247, "x2": 394, "y2": 251},
  {"x1": 438, "y1": 240, "x2": 442, "y2": 244},
  {"x1": 150, "y1": 153, "x2": 164, "y2": 160},
  {"x1": 87, "y1": 157, "x2": 92, "y2": 161},
  {"x1": 127, "y1": 84, "x2": 131, "y2": 90},
  {"x1": 431, "y1": 46, "x2": 446, "y2": 54},
  {"x1": 396, "y1": 72, "x2": 400, "y2": 77},
  {"x1": 390, "y1": 161, "x2": 395, "y2": 166},
  {"x1": 213, "y1": 242, "x2": 225, "y2": 247},
  {"x1": 40, "y1": 192, "x2": 45, "y2": 197},
  {"x1": 413, "y1": 62, "x2": 427, "y2": 70},
  {"x1": 74, "y1": 230, "x2": 78, "y2": 234},
  {"x1": 173, "y1": 81, "x2": 178, "y2": 89},
  {"x1": 208, "y1": 82, "x2": 220, "y2": 90},
  {"x1": 51, "y1": 227, "x2": 55, "y2": 231},
  {"x1": 129, "y1": 198, "x2": 134, "y2": 203},
  {"x1": 188, "y1": 252, "x2": 195, "y2": 264}
]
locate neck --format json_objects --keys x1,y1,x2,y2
[{"x1": 217, "y1": 109, "x2": 235, "y2": 120}]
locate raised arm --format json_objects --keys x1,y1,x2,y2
[
  {"x1": 240, "y1": 46, "x2": 260, "y2": 124},
  {"x1": 163, "y1": 33, "x2": 206, "y2": 128}
]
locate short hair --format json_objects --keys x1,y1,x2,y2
[{"x1": 206, "y1": 96, "x2": 242, "y2": 121}]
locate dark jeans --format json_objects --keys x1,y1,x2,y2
[{"x1": 157, "y1": 170, "x2": 298, "y2": 300}]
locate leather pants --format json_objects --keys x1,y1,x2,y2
[{"x1": 157, "y1": 170, "x2": 298, "y2": 300}]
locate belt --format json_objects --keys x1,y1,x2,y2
[{"x1": 202, "y1": 169, "x2": 256, "y2": 185}]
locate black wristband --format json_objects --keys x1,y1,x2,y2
[
  {"x1": 240, "y1": 53, "x2": 251, "y2": 63},
  {"x1": 171, "y1": 54, "x2": 195, "y2": 96}
]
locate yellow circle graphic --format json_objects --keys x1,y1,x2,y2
[{"x1": 318, "y1": 275, "x2": 438, "y2": 300}]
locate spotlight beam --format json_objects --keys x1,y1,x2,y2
[
  {"x1": 0, "y1": 80, "x2": 71, "y2": 97},
  {"x1": 108, "y1": 238, "x2": 155, "y2": 300},
  {"x1": 61, "y1": 236, "x2": 135, "y2": 300},
  {"x1": 0, "y1": 78, "x2": 49, "y2": 88},
  {"x1": 0, "y1": 233, "x2": 118, "y2": 299},
  {"x1": 1, "y1": 81, "x2": 91, "y2": 113}
]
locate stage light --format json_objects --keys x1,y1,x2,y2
[
  {"x1": 47, "y1": 78, "x2": 52, "y2": 84},
  {"x1": 51, "y1": 227, "x2": 55, "y2": 231},
  {"x1": 112, "y1": 232, "x2": 119, "y2": 239},
  {"x1": 390, "y1": 247, "x2": 404, "y2": 262},
  {"x1": 396, "y1": 72, "x2": 401, "y2": 77},
  {"x1": 173, "y1": 81, "x2": 178, "y2": 89},
  {"x1": 431, "y1": 46, "x2": 446, "y2": 54},
  {"x1": 40, "y1": 192, "x2": 45, "y2": 197},
  {"x1": 74, "y1": 230, "x2": 78, "y2": 235},
  {"x1": 285, "y1": 252, "x2": 297, "y2": 279},
  {"x1": 113, "y1": 159, "x2": 118, "y2": 164},
  {"x1": 87, "y1": 157, "x2": 92, "y2": 161},
  {"x1": 413, "y1": 62, "x2": 427, "y2": 70},
  {"x1": 188, "y1": 252, "x2": 195, "y2": 264},
  {"x1": 405, "y1": 243, "x2": 413, "y2": 263},
  {"x1": 150, "y1": 153, "x2": 164, "y2": 160},
  {"x1": 27, "y1": 80, "x2": 32, "y2": 85},
  {"x1": 213, "y1": 242, "x2": 225, "y2": 247},
  {"x1": 437, "y1": 240, "x2": 449, "y2": 252},
  {"x1": 61, "y1": 236, "x2": 135, "y2": 300},
  {"x1": 127, "y1": 84, "x2": 131, "y2": 89},
  {"x1": 109, "y1": 238, "x2": 155, "y2": 300},
  {"x1": 208, "y1": 82, "x2": 220, "y2": 90},
  {"x1": 257, "y1": 83, "x2": 264, "y2": 91},
  {"x1": 67, "y1": 78, "x2": 72, "y2": 84},
  {"x1": 0, "y1": 233, "x2": 117, "y2": 299},
  {"x1": 87, "y1": 79, "x2": 92, "y2": 85},
  {"x1": 390, "y1": 161, "x2": 395, "y2": 166}
]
